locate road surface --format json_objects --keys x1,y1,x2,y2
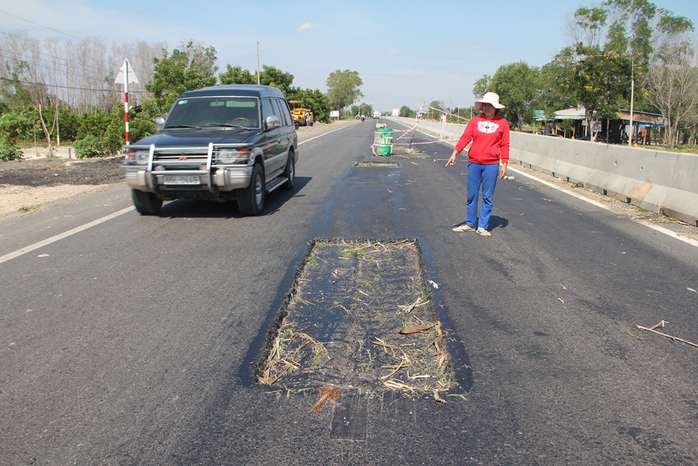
[{"x1": 1, "y1": 119, "x2": 697, "y2": 465}]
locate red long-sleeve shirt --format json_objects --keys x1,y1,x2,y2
[{"x1": 455, "y1": 114, "x2": 510, "y2": 165}]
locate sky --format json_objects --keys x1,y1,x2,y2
[{"x1": 1, "y1": 0, "x2": 697, "y2": 112}]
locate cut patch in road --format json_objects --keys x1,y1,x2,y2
[
  {"x1": 354, "y1": 161, "x2": 400, "y2": 167},
  {"x1": 256, "y1": 238, "x2": 465, "y2": 400}
]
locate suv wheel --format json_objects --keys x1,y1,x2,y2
[
  {"x1": 283, "y1": 154, "x2": 295, "y2": 190},
  {"x1": 238, "y1": 163, "x2": 265, "y2": 215},
  {"x1": 131, "y1": 189, "x2": 163, "y2": 215}
]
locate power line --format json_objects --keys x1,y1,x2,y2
[
  {"x1": 0, "y1": 9, "x2": 87, "y2": 43},
  {"x1": 0, "y1": 10, "x2": 160, "y2": 66},
  {"x1": 0, "y1": 76, "x2": 149, "y2": 94}
]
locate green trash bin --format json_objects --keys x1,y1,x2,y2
[{"x1": 374, "y1": 126, "x2": 393, "y2": 156}]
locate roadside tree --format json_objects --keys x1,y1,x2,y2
[
  {"x1": 539, "y1": 52, "x2": 579, "y2": 118},
  {"x1": 219, "y1": 65, "x2": 295, "y2": 96},
  {"x1": 218, "y1": 65, "x2": 256, "y2": 85},
  {"x1": 489, "y1": 62, "x2": 542, "y2": 129},
  {"x1": 645, "y1": 39, "x2": 698, "y2": 146},
  {"x1": 146, "y1": 40, "x2": 218, "y2": 114},
  {"x1": 326, "y1": 70, "x2": 363, "y2": 112},
  {"x1": 258, "y1": 66, "x2": 295, "y2": 95},
  {"x1": 472, "y1": 75, "x2": 491, "y2": 100},
  {"x1": 399, "y1": 106, "x2": 415, "y2": 118}
]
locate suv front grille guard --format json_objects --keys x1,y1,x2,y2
[{"x1": 128, "y1": 143, "x2": 252, "y2": 192}]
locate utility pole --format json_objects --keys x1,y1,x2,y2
[
  {"x1": 257, "y1": 40, "x2": 261, "y2": 85},
  {"x1": 629, "y1": 56, "x2": 634, "y2": 147}
]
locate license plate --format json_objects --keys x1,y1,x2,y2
[{"x1": 163, "y1": 175, "x2": 200, "y2": 185}]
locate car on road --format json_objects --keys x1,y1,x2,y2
[{"x1": 123, "y1": 85, "x2": 298, "y2": 216}]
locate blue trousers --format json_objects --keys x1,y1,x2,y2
[{"x1": 466, "y1": 162, "x2": 499, "y2": 230}]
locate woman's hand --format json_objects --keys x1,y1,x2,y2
[
  {"x1": 498, "y1": 163, "x2": 508, "y2": 179},
  {"x1": 446, "y1": 152, "x2": 458, "y2": 166}
]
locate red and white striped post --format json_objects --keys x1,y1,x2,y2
[
  {"x1": 124, "y1": 65, "x2": 130, "y2": 145},
  {"x1": 114, "y1": 59, "x2": 139, "y2": 146}
]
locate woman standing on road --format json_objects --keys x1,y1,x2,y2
[{"x1": 446, "y1": 92, "x2": 510, "y2": 237}]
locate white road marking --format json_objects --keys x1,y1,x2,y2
[{"x1": 0, "y1": 207, "x2": 134, "y2": 264}]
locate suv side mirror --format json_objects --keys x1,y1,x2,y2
[
  {"x1": 155, "y1": 117, "x2": 165, "y2": 130},
  {"x1": 265, "y1": 115, "x2": 281, "y2": 130}
]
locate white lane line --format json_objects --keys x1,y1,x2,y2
[
  {"x1": 298, "y1": 123, "x2": 354, "y2": 145},
  {"x1": 0, "y1": 206, "x2": 134, "y2": 264}
]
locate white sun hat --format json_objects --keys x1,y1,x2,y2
[{"x1": 475, "y1": 92, "x2": 505, "y2": 110}]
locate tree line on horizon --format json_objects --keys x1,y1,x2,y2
[{"x1": 0, "y1": 35, "x2": 364, "y2": 160}]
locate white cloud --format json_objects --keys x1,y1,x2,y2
[{"x1": 298, "y1": 22, "x2": 320, "y2": 33}]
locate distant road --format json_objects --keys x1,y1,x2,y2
[{"x1": 1, "y1": 118, "x2": 696, "y2": 464}]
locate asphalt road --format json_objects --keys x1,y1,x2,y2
[{"x1": 1, "y1": 119, "x2": 697, "y2": 465}]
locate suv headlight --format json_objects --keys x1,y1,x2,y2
[
  {"x1": 127, "y1": 150, "x2": 150, "y2": 164},
  {"x1": 216, "y1": 147, "x2": 250, "y2": 164}
]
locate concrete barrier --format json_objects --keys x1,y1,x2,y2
[{"x1": 389, "y1": 117, "x2": 698, "y2": 226}]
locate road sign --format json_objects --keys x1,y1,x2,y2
[{"x1": 114, "y1": 60, "x2": 139, "y2": 84}]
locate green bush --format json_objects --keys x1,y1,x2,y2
[
  {"x1": 0, "y1": 112, "x2": 32, "y2": 145},
  {"x1": 58, "y1": 107, "x2": 80, "y2": 141},
  {"x1": 77, "y1": 112, "x2": 111, "y2": 140},
  {"x1": 73, "y1": 135, "x2": 109, "y2": 158},
  {"x1": 0, "y1": 143, "x2": 22, "y2": 161},
  {"x1": 128, "y1": 115, "x2": 157, "y2": 143}
]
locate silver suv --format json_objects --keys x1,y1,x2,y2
[{"x1": 123, "y1": 85, "x2": 298, "y2": 215}]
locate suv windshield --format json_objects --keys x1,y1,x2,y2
[{"x1": 164, "y1": 96, "x2": 260, "y2": 128}]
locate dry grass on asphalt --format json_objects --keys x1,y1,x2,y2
[{"x1": 257, "y1": 239, "x2": 460, "y2": 402}]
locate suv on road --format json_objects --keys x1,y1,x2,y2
[{"x1": 123, "y1": 85, "x2": 298, "y2": 216}]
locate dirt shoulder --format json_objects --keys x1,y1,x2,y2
[{"x1": 0, "y1": 156, "x2": 125, "y2": 221}]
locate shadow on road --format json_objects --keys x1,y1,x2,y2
[
  {"x1": 489, "y1": 215, "x2": 509, "y2": 230},
  {"x1": 156, "y1": 176, "x2": 312, "y2": 219}
]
